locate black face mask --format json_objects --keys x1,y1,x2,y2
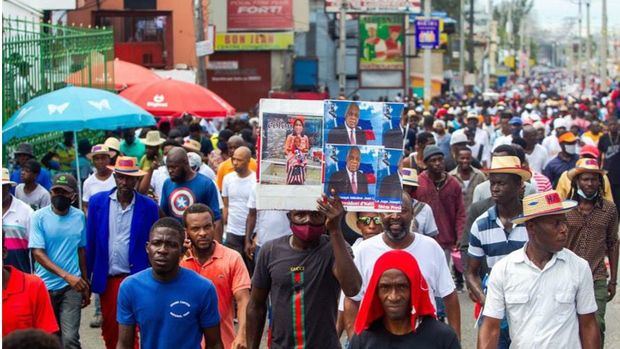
[{"x1": 51, "y1": 195, "x2": 72, "y2": 211}]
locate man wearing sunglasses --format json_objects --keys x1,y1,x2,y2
[
  {"x1": 246, "y1": 191, "x2": 361, "y2": 349},
  {"x1": 343, "y1": 191, "x2": 461, "y2": 340}
]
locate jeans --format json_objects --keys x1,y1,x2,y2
[
  {"x1": 225, "y1": 233, "x2": 254, "y2": 273},
  {"x1": 594, "y1": 279, "x2": 608, "y2": 348},
  {"x1": 49, "y1": 286, "x2": 82, "y2": 349}
]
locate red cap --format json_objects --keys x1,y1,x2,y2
[{"x1": 579, "y1": 144, "x2": 600, "y2": 158}]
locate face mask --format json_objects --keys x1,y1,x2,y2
[
  {"x1": 51, "y1": 195, "x2": 72, "y2": 211},
  {"x1": 290, "y1": 223, "x2": 325, "y2": 242},
  {"x1": 577, "y1": 188, "x2": 598, "y2": 201},
  {"x1": 48, "y1": 160, "x2": 60, "y2": 170},
  {"x1": 563, "y1": 144, "x2": 577, "y2": 154}
]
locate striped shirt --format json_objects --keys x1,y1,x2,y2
[{"x1": 468, "y1": 205, "x2": 528, "y2": 268}]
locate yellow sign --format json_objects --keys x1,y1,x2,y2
[{"x1": 215, "y1": 32, "x2": 294, "y2": 51}]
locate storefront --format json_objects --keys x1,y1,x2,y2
[{"x1": 207, "y1": 32, "x2": 294, "y2": 112}]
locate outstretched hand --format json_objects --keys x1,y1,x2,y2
[{"x1": 317, "y1": 189, "x2": 344, "y2": 233}]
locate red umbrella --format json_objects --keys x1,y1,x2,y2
[
  {"x1": 119, "y1": 78, "x2": 236, "y2": 118},
  {"x1": 65, "y1": 58, "x2": 161, "y2": 91}
]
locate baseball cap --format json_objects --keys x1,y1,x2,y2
[{"x1": 51, "y1": 173, "x2": 78, "y2": 193}]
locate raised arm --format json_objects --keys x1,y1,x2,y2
[{"x1": 317, "y1": 192, "x2": 361, "y2": 297}]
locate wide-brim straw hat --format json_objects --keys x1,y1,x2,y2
[
  {"x1": 107, "y1": 156, "x2": 146, "y2": 176},
  {"x1": 2, "y1": 168, "x2": 16, "y2": 186},
  {"x1": 86, "y1": 144, "x2": 115, "y2": 160},
  {"x1": 401, "y1": 167, "x2": 419, "y2": 187},
  {"x1": 141, "y1": 130, "x2": 166, "y2": 147},
  {"x1": 567, "y1": 158, "x2": 607, "y2": 181},
  {"x1": 484, "y1": 155, "x2": 532, "y2": 181},
  {"x1": 512, "y1": 190, "x2": 577, "y2": 224},
  {"x1": 104, "y1": 137, "x2": 121, "y2": 153},
  {"x1": 182, "y1": 139, "x2": 202, "y2": 153},
  {"x1": 345, "y1": 212, "x2": 363, "y2": 236}
]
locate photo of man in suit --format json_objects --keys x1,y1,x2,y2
[
  {"x1": 328, "y1": 146, "x2": 369, "y2": 195},
  {"x1": 327, "y1": 103, "x2": 368, "y2": 145}
]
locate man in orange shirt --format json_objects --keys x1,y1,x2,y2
[
  {"x1": 181, "y1": 203, "x2": 251, "y2": 349},
  {"x1": 3, "y1": 233, "x2": 58, "y2": 336},
  {"x1": 215, "y1": 136, "x2": 257, "y2": 190}
]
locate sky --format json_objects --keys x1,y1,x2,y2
[{"x1": 530, "y1": 0, "x2": 620, "y2": 32}]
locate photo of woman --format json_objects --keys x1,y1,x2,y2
[{"x1": 285, "y1": 117, "x2": 311, "y2": 185}]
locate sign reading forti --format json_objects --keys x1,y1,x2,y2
[
  {"x1": 325, "y1": 0, "x2": 421, "y2": 13},
  {"x1": 227, "y1": 0, "x2": 293, "y2": 31},
  {"x1": 215, "y1": 32, "x2": 294, "y2": 51},
  {"x1": 415, "y1": 19, "x2": 439, "y2": 49}
]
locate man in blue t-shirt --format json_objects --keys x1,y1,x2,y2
[
  {"x1": 160, "y1": 147, "x2": 223, "y2": 240},
  {"x1": 117, "y1": 217, "x2": 223, "y2": 349},
  {"x1": 29, "y1": 174, "x2": 89, "y2": 348},
  {"x1": 10, "y1": 143, "x2": 52, "y2": 190}
]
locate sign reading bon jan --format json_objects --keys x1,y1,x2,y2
[{"x1": 215, "y1": 32, "x2": 294, "y2": 51}]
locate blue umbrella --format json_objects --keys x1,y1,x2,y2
[
  {"x1": 2, "y1": 86, "x2": 156, "y2": 208},
  {"x1": 3, "y1": 86, "x2": 156, "y2": 143}
]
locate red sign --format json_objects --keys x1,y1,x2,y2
[{"x1": 227, "y1": 0, "x2": 293, "y2": 31}]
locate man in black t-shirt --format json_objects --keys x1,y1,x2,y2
[
  {"x1": 598, "y1": 118, "x2": 620, "y2": 214},
  {"x1": 246, "y1": 192, "x2": 361, "y2": 349},
  {"x1": 350, "y1": 250, "x2": 460, "y2": 349}
]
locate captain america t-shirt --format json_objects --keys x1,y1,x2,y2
[{"x1": 160, "y1": 173, "x2": 221, "y2": 221}]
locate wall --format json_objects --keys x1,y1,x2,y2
[{"x1": 68, "y1": 0, "x2": 207, "y2": 67}]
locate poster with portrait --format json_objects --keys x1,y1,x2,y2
[
  {"x1": 257, "y1": 99, "x2": 324, "y2": 210},
  {"x1": 359, "y1": 15, "x2": 405, "y2": 70},
  {"x1": 323, "y1": 100, "x2": 405, "y2": 211}
]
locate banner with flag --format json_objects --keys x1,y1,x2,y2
[{"x1": 323, "y1": 100, "x2": 404, "y2": 212}]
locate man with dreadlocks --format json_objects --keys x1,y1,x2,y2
[{"x1": 565, "y1": 158, "x2": 619, "y2": 347}]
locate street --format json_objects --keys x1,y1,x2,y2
[{"x1": 79, "y1": 276, "x2": 620, "y2": 348}]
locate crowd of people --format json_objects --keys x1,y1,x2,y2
[{"x1": 2, "y1": 74, "x2": 620, "y2": 349}]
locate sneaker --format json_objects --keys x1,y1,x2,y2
[{"x1": 90, "y1": 314, "x2": 102, "y2": 328}]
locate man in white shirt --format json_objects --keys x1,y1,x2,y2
[
  {"x1": 82, "y1": 145, "x2": 116, "y2": 212},
  {"x1": 521, "y1": 125, "x2": 548, "y2": 173},
  {"x1": 222, "y1": 146, "x2": 255, "y2": 270},
  {"x1": 3, "y1": 168, "x2": 34, "y2": 273},
  {"x1": 542, "y1": 119, "x2": 568, "y2": 160},
  {"x1": 453, "y1": 111, "x2": 491, "y2": 167},
  {"x1": 343, "y1": 192, "x2": 461, "y2": 339},
  {"x1": 478, "y1": 190, "x2": 600, "y2": 349},
  {"x1": 244, "y1": 184, "x2": 290, "y2": 269},
  {"x1": 401, "y1": 168, "x2": 438, "y2": 237}
]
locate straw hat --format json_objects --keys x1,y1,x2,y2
[
  {"x1": 86, "y1": 144, "x2": 115, "y2": 160},
  {"x1": 512, "y1": 190, "x2": 577, "y2": 224},
  {"x1": 567, "y1": 158, "x2": 607, "y2": 181},
  {"x1": 104, "y1": 137, "x2": 121, "y2": 153},
  {"x1": 345, "y1": 212, "x2": 364, "y2": 236},
  {"x1": 141, "y1": 130, "x2": 165, "y2": 147},
  {"x1": 182, "y1": 139, "x2": 202, "y2": 154},
  {"x1": 107, "y1": 156, "x2": 146, "y2": 176},
  {"x1": 2, "y1": 168, "x2": 16, "y2": 186},
  {"x1": 401, "y1": 167, "x2": 419, "y2": 187},
  {"x1": 484, "y1": 156, "x2": 532, "y2": 181}
]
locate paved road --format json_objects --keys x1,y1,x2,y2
[{"x1": 79, "y1": 279, "x2": 620, "y2": 348}]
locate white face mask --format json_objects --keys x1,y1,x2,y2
[{"x1": 563, "y1": 144, "x2": 577, "y2": 155}]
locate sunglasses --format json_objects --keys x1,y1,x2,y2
[{"x1": 357, "y1": 216, "x2": 383, "y2": 226}]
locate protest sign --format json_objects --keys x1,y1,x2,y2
[
  {"x1": 323, "y1": 100, "x2": 404, "y2": 211},
  {"x1": 256, "y1": 99, "x2": 324, "y2": 210}
]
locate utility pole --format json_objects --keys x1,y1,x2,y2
[
  {"x1": 193, "y1": 0, "x2": 207, "y2": 87},
  {"x1": 404, "y1": 17, "x2": 410, "y2": 98},
  {"x1": 578, "y1": 0, "x2": 582, "y2": 82},
  {"x1": 468, "y1": 0, "x2": 475, "y2": 73},
  {"x1": 459, "y1": 0, "x2": 465, "y2": 92},
  {"x1": 585, "y1": 0, "x2": 591, "y2": 82},
  {"x1": 423, "y1": 0, "x2": 432, "y2": 107},
  {"x1": 519, "y1": 18, "x2": 524, "y2": 77},
  {"x1": 338, "y1": 3, "x2": 346, "y2": 95},
  {"x1": 600, "y1": 0, "x2": 608, "y2": 92}
]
